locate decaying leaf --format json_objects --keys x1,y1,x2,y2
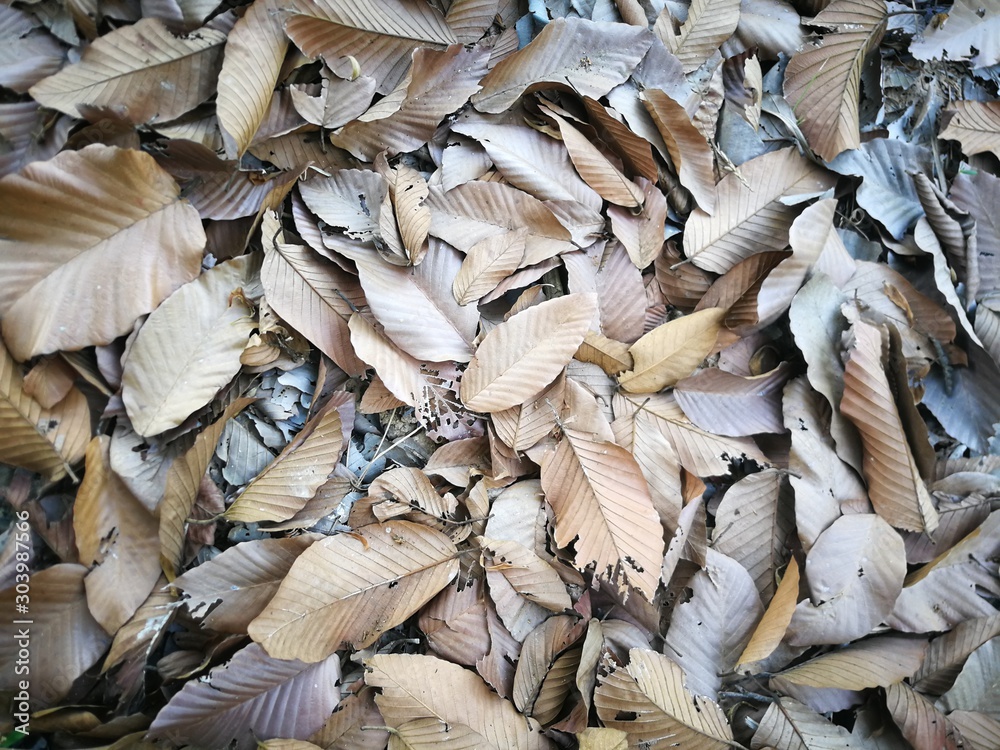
[
  {"x1": 249, "y1": 521, "x2": 458, "y2": 661},
  {"x1": 619, "y1": 307, "x2": 726, "y2": 393}
]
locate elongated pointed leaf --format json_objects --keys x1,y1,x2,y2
[
  {"x1": 217, "y1": 0, "x2": 288, "y2": 158},
  {"x1": 777, "y1": 636, "x2": 927, "y2": 690},
  {"x1": 840, "y1": 319, "x2": 939, "y2": 533},
  {"x1": 29, "y1": 18, "x2": 225, "y2": 123},
  {"x1": 473, "y1": 18, "x2": 652, "y2": 114},
  {"x1": 0, "y1": 144, "x2": 205, "y2": 360},
  {"x1": 940, "y1": 100, "x2": 1000, "y2": 160},
  {"x1": 657, "y1": 0, "x2": 741, "y2": 73},
  {"x1": 148, "y1": 644, "x2": 341, "y2": 750},
  {"x1": 618, "y1": 308, "x2": 726, "y2": 393},
  {"x1": 737, "y1": 557, "x2": 800, "y2": 668},
  {"x1": 783, "y1": 0, "x2": 887, "y2": 161},
  {"x1": 122, "y1": 255, "x2": 257, "y2": 437},
  {"x1": 0, "y1": 337, "x2": 89, "y2": 480},
  {"x1": 461, "y1": 294, "x2": 597, "y2": 412},
  {"x1": 249, "y1": 521, "x2": 458, "y2": 661},
  {"x1": 682, "y1": 147, "x2": 835, "y2": 274},
  {"x1": 366, "y1": 653, "x2": 553, "y2": 749},
  {"x1": 594, "y1": 648, "x2": 733, "y2": 749},
  {"x1": 540, "y1": 426, "x2": 664, "y2": 598}
]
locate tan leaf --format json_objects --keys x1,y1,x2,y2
[
  {"x1": 427, "y1": 179, "x2": 574, "y2": 265},
  {"x1": 777, "y1": 636, "x2": 927, "y2": 690},
  {"x1": 783, "y1": 0, "x2": 887, "y2": 161},
  {"x1": 540, "y1": 426, "x2": 664, "y2": 599},
  {"x1": 540, "y1": 102, "x2": 644, "y2": 208},
  {"x1": 391, "y1": 164, "x2": 431, "y2": 264},
  {"x1": 594, "y1": 648, "x2": 733, "y2": 750},
  {"x1": 365, "y1": 653, "x2": 553, "y2": 749},
  {"x1": 663, "y1": 550, "x2": 764, "y2": 700},
  {"x1": 418, "y1": 579, "x2": 491, "y2": 667},
  {"x1": 608, "y1": 177, "x2": 668, "y2": 269},
  {"x1": 102, "y1": 576, "x2": 175, "y2": 675},
  {"x1": 472, "y1": 17, "x2": 653, "y2": 114},
  {"x1": 461, "y1": 294, "x2": 597, "y2": 412},
  {"x1": 614, "y1": 391, "x2": 769, "y2": 477},
  {"x1": 290, "y1": 68, "x2": 376, "y2": 129},
  {"x1": 122, "y1": 255, "x2": 257, "y2": 437},
  {"x1": 785, "y1": 514, "x2": 906, "y2": 647},
  {"x1": 74, "y1": 436, "x2": 160, "y2": 634},
  {"x1": 282, "y1": 0, "x2": 457, "y2": 95},
  {"x1": 0, "y1": 337, "x2": 89, "y2": 480},
  {"x1": 641, "y1": 88, "x2": 716, "y2": 214},
  {"x1": 513, "y1": 615, "x2": 584, "y2": 725},
  {"x1": 674, "y1": 363, "x2": 791, "y2": 437},
  {"x1": 297, "y1": 169, "x2": 385, "y2": 241},
  {"x1": 885, "y1": 682, "x2": 965, "y2": 750},
  {"x1": 261, "y1": 235, "x2": 367, "y2": 376},
  {"x1": 330, "y1": 45, "x2": 489, "y2": 161},
  {"x1": 453, "y1": 228, "x2": 527, "y2": 306},
  {"x1": 308, "y1": 687, "x2": 388, "y2": 750},
  {"x1": 737, "y1": 557, "x2": 800, "y2": 668},
  {"x1": 0, "y1": 144, "x2": 204, "y2": 360},
  {"x1": 840, "y1": 319, "x2": 939, "y2": 532},
  {"x1": 656, "y1": 0, "x2": 741, "y2": 73},
  {"x1": 753, "y1": 697, "x2": 859, "y2": 749},
  {"x1": 712, "y1": 469, "x2": 794, "y2": 603},
  {"x1": 249, "y1": 521, "x2": 458, "y2": 661},
  {"x1": 940, "y1": 101, "x2": 1000, "y2": 160},
  {"x1": 29, "y1": 18, "x2": 224, "y2": 123},
  {"x1": 226, "y1": 398, "x2": 345, "y2": 523},
  {"x1": 618, "y1": 307, "x2": 726, "y2": 393},
  {"x1": 348, "y1": 313, "x2": 424, "y2": 406},
  {"x1": 576, "y1": 332, "x2": 633, "y2": 376},
  {"x1": 0, "y1": 564, "x2": 112, "y2": 707},
  {"x1": 577, "y1": 727, "x2": 628, "y2": 750},
  {"x1": 174, "y1": 536, "x2": 320, "y2": 633},
  {"x1": 148, "y1": 644, "x2": 341, "y2": 749},
  {"x1": 912, "y1": 614, "x2": 1000, "y2": 694},
  {"x1": 481, "y1": 536, "x2": 573, "y2": 613},
  {"x1": 682, "y1": 147, "x2": 835, "y2": 274},
  {"x1": 159, "y1": 398, "x2": 254, "y2": 578},
  {"x1": 341, "y1": 241, "x2": 479, "y2": 362},
  {"x1": 217, "y1": 0, "x2": 287, "y2": 158}
]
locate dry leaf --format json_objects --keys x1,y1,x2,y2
[
  {"x1": 618, "y1": 308, "x2": 726, "y2": 393},
  {"x1": 249, "y1": 521, "x2": 458, "y2": 661},
  {"x1": 0, "y1": 144, "x2": 204, "y2": 361},
  {"x1": 122, "y1": 255, "x2": 257, "y2": 437}
]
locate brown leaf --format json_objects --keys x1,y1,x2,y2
[
  {"x1": 367, "y1": 653, "x2": 553, "y2": 749},
  {"x1": 462, "y1": 294, "x2": 597, "y2": 412},
  {"x1": 29, "y1": 18, "x2": 225, "y2": 124},
  {"x1": 840, "y1": 319, "x2": 939, "y2": 533},
  {"x1": 618, "y1": 308, "x2": 726, "y2": 393},
  {"x1": 0, "y1": 564, "x2": 112, "y2": 707},
  {"x1": 249, "y1": 521, "x2": 459, "y2": 661},
  {"x1": 674, "y1": 363, "x2": 791, "y2": 436},
  {"x1": 148, "y1": 644, "x2": 341, "y2": 750},
  {"x1": 472, "y1": 18, "x2": 653, "y2": 114},
  {"x1": 776, "y1": 636, "x2": 927, "y2": 690},
  {"x1": 74, "y1": 436, "x2": 160, "y2": 633},
  {"x1": 737, "y1": 557, "x2": 800, "y2": 668},
  {"x1": 0, "y1": 337, "x2": 89, "y2": 480},
  {"x1": 540, "y1": 426, "x2": 664, "y2": 599},
  {"x1": 783, "y1": 0, "x2": 887, "y2": 161},
  {"x1": 0, "y1": 144, "x2": 204, "y2": 361},
  {"x1": 655, "y1": 0, "x2": 741, "y2": 73}
]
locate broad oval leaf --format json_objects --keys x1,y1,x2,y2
[
  {"x1": 122, "y1": 255, "x2": 257, "y2": 438},
  {"x1": 0, "y1": 144, "x2": 205, "y2": 361},
  {"x1": 940, "y1": 100, "x2": 1000, "y2": 160},
  {"x1": 248, "y1": 521, "x2": 459, "y2": 661},
  {"x1": 461, "y1": 293, "x2": 598, "y2": 412},
  {"x1": 148, "y1": 643, "x2": 341, "y2": 750},
  {"x1": 29, "y1": 18, "x2": 225, "y2": 123}
]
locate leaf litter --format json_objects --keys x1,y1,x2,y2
[{"x1": 1, "y1": 0, "x2": 1000, "y2": 748}]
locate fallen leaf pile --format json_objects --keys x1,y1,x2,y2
[{"x1": 2, "y1": 0, "x2": 1000, "y2": 747}]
